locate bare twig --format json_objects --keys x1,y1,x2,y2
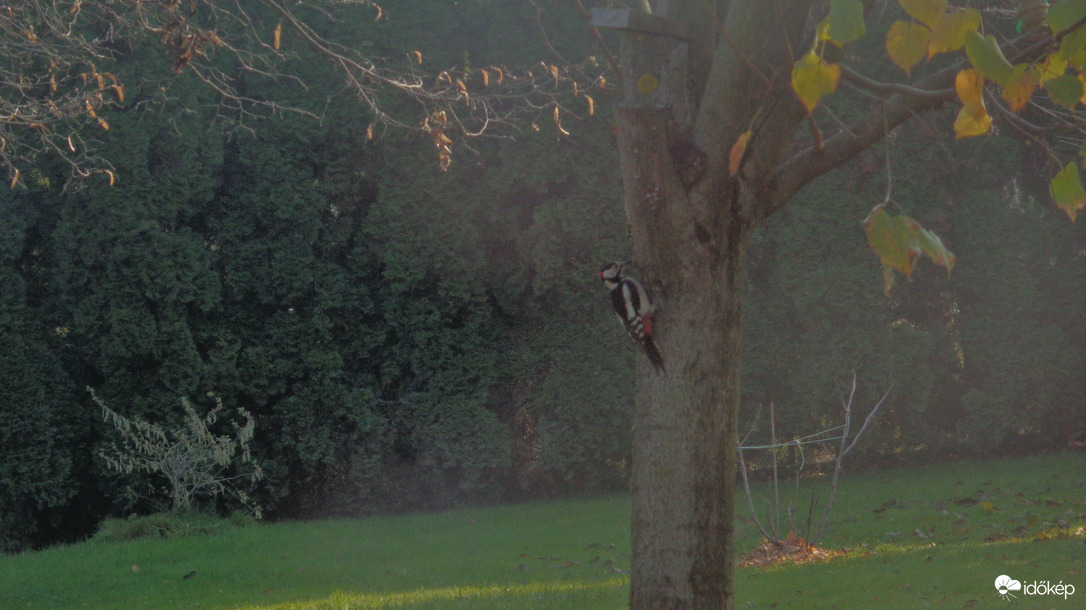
[{"x1": 811, "y1": 372, "x2": 892, "y2": 544}]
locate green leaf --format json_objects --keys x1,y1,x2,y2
[
  {"x1": 1043, "y1": 74, "x2": 1084, "y2": 109},
  {"x1": 864, "y1": 206, "x2": 920, "y2": 277},
  {"x1": 1059, "y1": 26, "x2": 1086, "y2": 68},
  {"x1": 887, "y1": 21, "x2": 931, "y2": 74},
  {"x1": 1048, "y1": 0, "x2": 1086, "y2": 34},
  {"x1": 1050, "y1": 162, "x2": 1086, "y2": 221},
  {"x1": 964, "y1": 31, "x2": 1015, "y2": 85},
  {"x1": 864, "y1": 205, "x2": 955, "y2": 293},
  {"x1": 825, "y1": 0, "x2": 866, "y2": 46}
]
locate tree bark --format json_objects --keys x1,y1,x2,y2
[
  {"x1": 616, "y1": 106, "x2": 750, "y2": 609},
  {"x1": 614, "y1": 2, "x2": 814, "y2": 608},
  {"x1": 614, "y1": 1, "x2": 1072, "y2": 607}
]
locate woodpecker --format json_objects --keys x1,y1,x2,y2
[{"x1": 598, "y1": 261, "x2": 665, "y2": 373}]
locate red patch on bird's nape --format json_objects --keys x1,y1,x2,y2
[{"x1": 641, "y1": 312, "x2": 653, "y2": 335}]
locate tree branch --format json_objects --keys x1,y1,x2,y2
[
  {"x1": 765, "y1": 63, "x2": 961, "y2": 222},
  {"x1": 765, "y1": 27, "x2": 1068, "y2": 222}
]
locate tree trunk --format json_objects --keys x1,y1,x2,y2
[
  {"x1": 612, "y1": 3, "x2": 815, "y2": 607},
  {"x1": 616, "y1": 107, "x2": 751, "y2": 609}
]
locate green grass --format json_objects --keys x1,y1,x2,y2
[{"x1": 1, "y1": 452, "x2": 1083, "y2": 609}]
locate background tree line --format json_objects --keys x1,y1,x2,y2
[{"x1": 1, "y1": 1, "x2": 1082, "y2": 553}]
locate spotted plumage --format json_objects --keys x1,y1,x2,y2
[{"x1": 599, "y1": 261, "x2": 665, "y2": 373}]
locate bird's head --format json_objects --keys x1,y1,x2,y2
[{"x1": 598, "y1": 261, "x2": 626, "y2": 283}]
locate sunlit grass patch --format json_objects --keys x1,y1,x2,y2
[
  {"x1": 245, "y1": 576, "x2": 629, "y2": 609},
  {"x1": 735, "y1": 533, "x2": 1085, "y2": 608}
]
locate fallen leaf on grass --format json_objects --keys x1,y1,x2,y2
[{"x1": 737, "y1": 533, "x2": 846, "y2": 568}]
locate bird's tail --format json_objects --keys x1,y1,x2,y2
[{"x1": 643, "y1": 340, "x2": 666, "y2": 374}]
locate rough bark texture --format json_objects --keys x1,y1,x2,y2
[
  {"x1": 615, "y1": 2, "x2": 814, "y2": 609},
  {"x1": 616, "y1": 1, "x2": 1061, "y2": 608},
  {"x1": 616, "y1": 108, "x2": 749, "y2": 610}
]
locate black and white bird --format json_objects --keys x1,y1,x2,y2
[{"x1": 598, "y1": 261, "x2": 665, "y2": 373}]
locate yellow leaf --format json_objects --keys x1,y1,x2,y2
[
  {"x1": 272, "y1": 21, "x2": 282, "y2": 51},
  {"x1": 372, "y1": 2, "x2": 383, "y2": 21},
  {"x1": 955, "y1": 99, "x2": 991, "y2": 138},
  {"x1": 928, "y1": 8, "x2": 980, "y2": 57},
  {"x1": 112, "y1": 85, "x2": 124, "y2": 102},
  {"x1": 1002, "y1": 65, "x2": 1037, "y2": 113},
  {"x1": 411, "y1": 50, "x2": 423, "y2": 65},
  {"x1": 1036, "y1": 53, "x2": 1068, "y2": 84},
  {"x1": 887, "y1": 21, "x2": 931, "y2": 74},
  {"x1": 585, "y1": 94, "x2": 595, "y2": 116},
  {"x1": 954, "y1": 68, "x2": 984, "y2": 104},
  {"x1": 10, "y1": 168, "x2": 19, "y2": 188},
  {"x1": 480, "y1": 68, "x2": 490, "y2": 87},
  {"x1": 954, "y1": 68, "x2": 992, "y2": 137},
  {"x1": 790, "y1": 51, "x2": 840, "y2": 114},
  {"x1": 729, "y1": 130, "x2": 752, "y2": 176},
  {"x1": 898, "y1": 0, "x2": 947, "y2": 29}
]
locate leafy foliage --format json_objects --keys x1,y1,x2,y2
[
  {"x1": 0, "y1": 0, "x2": 1083, "y2": 556},
  {"x1": 93, "y1": 389, "x2": 262, "y2": 516}
]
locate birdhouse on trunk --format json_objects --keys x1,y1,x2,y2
[{"x1": 589, "y1": 8, "x2": 691, "y2": 125}]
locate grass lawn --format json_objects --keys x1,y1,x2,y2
[{"x1": 1, "y1": 451, "x2": 1083, "y2": 609}]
